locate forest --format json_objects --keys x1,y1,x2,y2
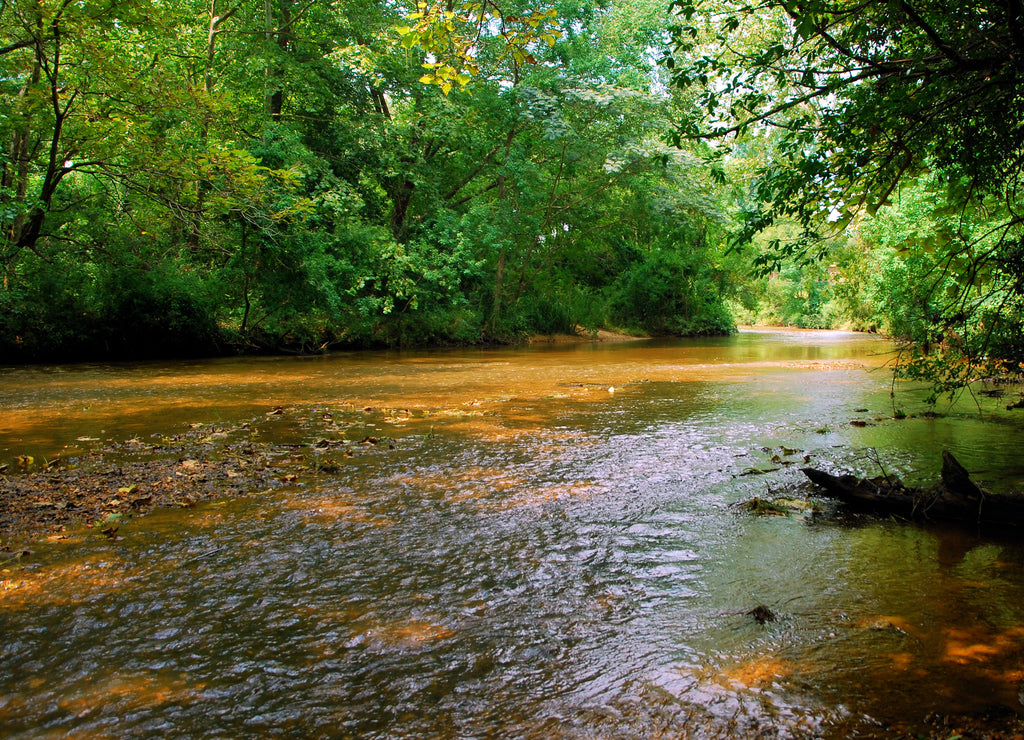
[{"x1": 2, "y1": 0, "x2": 1023, "y2": 396}]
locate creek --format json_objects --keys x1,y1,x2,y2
[{"x1": 3, "y1": 329, "x2": 1024, "y2": 738}]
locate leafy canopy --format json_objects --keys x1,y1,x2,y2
[
  {"x1": 667, "y1": 0, "x2": 1024, "y2": 390},
  {"x1": 668, "y1": 0, "x2": 1024, "y2": 256},
  {"x1": 396, "y1": 0, "x2": 562, "y2": 93}
]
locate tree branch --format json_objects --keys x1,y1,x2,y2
[
  {"x1": 684, "y1": 67, "x2": 879, "y2": 141},
  {"x1": 443, "y1": 142, "x2": 504, "y2": 201},
  {"x1": 896, "y1": 0, "x2": 966, "y2": 66},
  {"x1": 0, "y1": 37, "x2": 35, "y2": 56}
]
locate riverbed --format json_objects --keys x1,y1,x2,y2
[{"x1": 2, "y1": 329, "x2": 1024, "y2": 738}]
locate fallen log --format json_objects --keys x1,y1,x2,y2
[{"x1": 801, "y1": 451, "x2": 1024, "y2": 529}]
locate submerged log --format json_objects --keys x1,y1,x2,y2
[{"x1": 801, "y1": 452, "x2": 1024, "y2": 529}]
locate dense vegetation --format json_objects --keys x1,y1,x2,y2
[
  {"x1": 0, "y1": 0, "x2": 737, "y2": 362},
  {"x1": 669, "y1": 0, "x2": 1024, "y2": 396},
  {"x1": 2, "y1": 0, "x2": 1023, "y2": 399}
]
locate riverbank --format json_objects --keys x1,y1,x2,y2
[
  {"x1": 524, "y1": 327, "x2": 649, "y2": 344},
  {"x1": 0, "y1": 323, "x2": 706, "y2": 366},
  {"x1": 0, "y1": 421, "x2": 292, "y2": 551}
]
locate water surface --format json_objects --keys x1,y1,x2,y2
[{"x1": 3, "y1": 329, "x2": 1024, "y2": 738}]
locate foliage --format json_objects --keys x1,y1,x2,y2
[
  {"x1": 0, "y1": 0, "x2": 739, "y2": 363},
  {"x1": 668, "y1": 0, "x2": 1024, "y2": 396},
  {"x1": 396, "y1": 1, "x2": 562, "y2": 93},
  {"x1": 611, "y1": 246, "x2": 733, "y2": 335},
  {"x1": 728, "y1": 232, "x2": 878, "y2": 331},
  {"x1": 857, "y1": 175, "x2": 1024, "y2": 397},
  {"x1": 0, "y1": 246, "x2": 221, "y2": 361}
]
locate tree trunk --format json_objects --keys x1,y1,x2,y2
[
  {"x1": 389, "y1": 177, "x2": 415, "y2": 241},
  {"x1": 801, "y1": 451, "x2": 1024, "y2": 529},
  {"x1": 488, "y1": 244, "x2": 507, "y2": 334},
  {"x1": 13, "y1": 14, "x2": 74, "y2": 255},
  {"x1": 264, "y1": 0, "x2": 292, "y2": 122},
  {"x1": 483, "y1": 127, "x2": 519, "y2": 337},
  {"x1": 2, "y1": 45, "x2": 40, "y2": 251}
]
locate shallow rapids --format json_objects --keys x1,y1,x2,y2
[{"x1": 3, "y1": 329, "x2": 1024, "y2": 738}]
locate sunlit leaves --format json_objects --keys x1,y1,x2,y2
[
  {"x1": 417, "y1": 62, "x2": 474, "y2": 94},
  {"x1": 396, "y1": 1, "x2": 561, "y2": 93}
]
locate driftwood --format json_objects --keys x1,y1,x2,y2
[{"x1": 801, "y1": 451, "x2": 1024, "y2": 529}]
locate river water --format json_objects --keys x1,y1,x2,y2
[{"x1": 3, "y1": 329, "x2": 1024, "y2": 738}]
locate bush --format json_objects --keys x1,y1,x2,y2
[
  {"x1": 609, "y1": 249, "x2": 734, "y2": 335},
  {"x1": 91, "y1": 258, "x2": 221, "y2": 358},
  {"x1": 0, "y1": 248, "x2": 221, "y2": 363},
  {"x1": 0, "y1": 253, "x2": 97, "y2": 361}
]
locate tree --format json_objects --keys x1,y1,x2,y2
[
  {"x1": 0, "y1": 0, "x2": 739, "y2": 361},
  {"x1": 0, "y1": 0, "x2": 311, "y2": 358},
  {"x1": 380, "y1": 0, "x2": 734, "y2": 340},
  {"x1": 668, "y1": 1, "x2": 1024, "y2": 393}
]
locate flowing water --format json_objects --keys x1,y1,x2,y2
[{"x1": 3, "y1": 329, "x2": 1024, "y2": 738}]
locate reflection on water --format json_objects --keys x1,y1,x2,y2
[
  {"x1": 3, "y1": 329, "x2": 1024, "y2": 738},
  {"x1": 0, "y1": 329, "x2": 893, "y2": 467}
]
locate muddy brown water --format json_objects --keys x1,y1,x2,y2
[{"x1": 3, "y1": 329, "x2": 1024, "y2": 738}]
